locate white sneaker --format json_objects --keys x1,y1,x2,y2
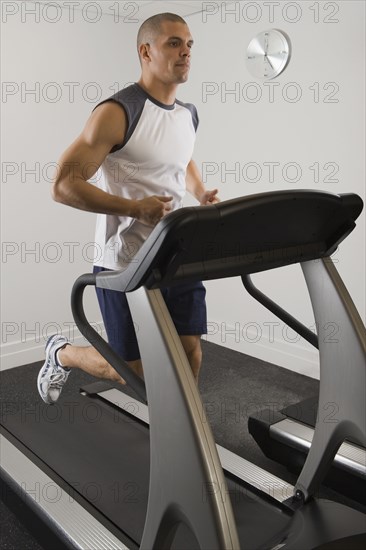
[{"x1": 37, "y1": 335, "x2": 71, "y2": 404}]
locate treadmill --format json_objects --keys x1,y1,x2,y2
[
  {"x1": 244, "y1": 267, "x2": 366, "y2": 505},
  {"x1": 1, "y1": 190, "x2": 366, "y2": 549}
]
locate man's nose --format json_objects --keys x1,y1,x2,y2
[{"x1": 180, "y1": 44, "x2": 191, "y2": 57}]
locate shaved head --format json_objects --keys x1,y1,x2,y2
[
  {"x1": 137, "y1": 12, "x2": 187, "y2": 55},
  {"x1": 136, "y1": 12, "x2": 193, "y2": 85}
]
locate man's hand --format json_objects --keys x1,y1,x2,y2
[
  {"x1": 199, "y1": 189, "x2": 220, "y2": 205},
  {"x1": 134, "y1": 195, "x2": 173, "y2": 226}
]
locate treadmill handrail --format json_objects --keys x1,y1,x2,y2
[
  {"x1": 70, "y1": 190, "x2": 363, "y2": 409},
  {"x1": 242, "y1": 274, "x2": 319, "y2": 349},
  {"x1": 71, "y1": 273, "x2": 147, "y2": 403}
]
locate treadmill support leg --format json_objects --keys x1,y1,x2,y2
[
  {"x1": 127, "y1": 287, "x2": 240, "y2": 549},
  {"x1": 295, "y1": 257, "x2": 366, "y2": 501}
]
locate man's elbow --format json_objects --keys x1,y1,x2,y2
[{"x1": 51, "y1": 179, "x2": 69, "y2": 205}]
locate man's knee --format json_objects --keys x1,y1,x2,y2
[
  {"x1": 188, "y1": 343, "x2": 202, "y2": 365},
  {"x1": 127, "y1": 358, "x2": 144, "y2": 378},
  {"x1": 180, "y1": 336, "x2": 202, "y2": 371}
]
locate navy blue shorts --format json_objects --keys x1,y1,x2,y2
[{"x1": 93, "y1": 266, "x2": 207, "y2": 361}]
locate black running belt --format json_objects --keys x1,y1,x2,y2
[
  {"x1": 1, "y1": 371, "x2": 292, "y2": 548},
  {"x1": 1, "y1": 390, "x2": 150, "y2": 543},
  {"x1": 2, "y1": 363, "x2": 366, "y2": 547}
]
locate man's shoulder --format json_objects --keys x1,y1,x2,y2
[
  {"x1": 105, "y1": 83, "x2": 146, "y2": 111},
  {"x1": 176, "y1": 99, "x2": 199, "y2": 130},
  {"x1": 110, "y1": 83, "x2": 144, "y2": 103},
  {"x1": 92, "y1": 83, "x2": 146, "y2": 122}
]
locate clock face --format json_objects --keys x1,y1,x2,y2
[{"x1": 246, "y1": 30, "x2": 291, "y2": 80}]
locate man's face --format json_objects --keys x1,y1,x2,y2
[{"x1": 142, "y1": 21, "x2": 194, "y2": 84}]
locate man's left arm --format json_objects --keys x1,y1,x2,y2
[{"x1": 186, "y1": 159, "x2": 220, "y2": 205}]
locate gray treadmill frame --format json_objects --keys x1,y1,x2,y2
[
  {"x1": 126, "y1": 287, "x2": 240, "y2": 549},
  {"x1": 124, "y1": 255, "x2": 366, "y2": 547},
  {"x1": 270, "y1": 418, "x2": 366, "y2": 478},
  {"x1": 295, "y1": 257, "x2": 366, "y2": 500}
]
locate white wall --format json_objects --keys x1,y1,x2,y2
[
  {"x1": 1, "y1": 1, "x2": 365, "y2": 377},
  {"x1": 183, "y1": 0, "x2": 366, "y2": 378},
  {"x1": 1, "y1": 3, "x2": 140, "y2": 368}
]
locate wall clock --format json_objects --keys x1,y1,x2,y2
[{"x1": 246, "y1": 29, "x2": 291, "y2": 80}]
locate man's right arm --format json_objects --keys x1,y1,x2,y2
[{"x1": 52, "y1": 101, "x2": 172, "y2": 225}]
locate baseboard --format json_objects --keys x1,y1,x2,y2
[
  {"x1": 0, "y1": 323, "x2": 106, "y2": 371},
  {"x1": 203, "y1": 319, "x2": 320, "y2": 380}
]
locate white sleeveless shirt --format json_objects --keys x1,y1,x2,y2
[{"x1": 93, "y1": 83, "x2": 198, "y2": 270}]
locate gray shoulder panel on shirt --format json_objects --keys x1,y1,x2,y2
[
  {"x1": 93, "y1": 84, "x2": 147, "y2": 153},
  {"x1": 93, "y1": 84, "x2": 199, "y2": 153}
]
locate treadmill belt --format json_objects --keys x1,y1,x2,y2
[
  {"x1": 2, "y1": 363, "x2": 366, "y2": 549},
  {"x1": 1, "y1": 383, "x2": 293, "y2": 548},
  {"x1": 1, "y1": 391, "x2": 150, "y2": 543}
]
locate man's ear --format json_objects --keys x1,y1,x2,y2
[{"x1": 139, "y1": 43, "x2": 151, "y2": 63}]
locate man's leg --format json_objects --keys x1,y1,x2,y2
[
  {"x1": 37, "y1": 278, "x2": 205, "y2": 403},
  {"x1": 59, "y1": 345, "x2": 144, "y2": 380},
  {"x1": 164, "y1": 281, "x2": 207, "y2": 383},
  {"x1": 179, "y1": 335, "x2": 203, "y2": 382},
  {"x1": 58, "y1": 344, "x2": 126, "y2": 383},
  {"x1": 60, "y1": 340, "x2": 199, "y2": 381},
  {"x1": 59, "y1": 338, "x2": 199, "y2": 382},
  {"x1": 37, "y1": 329, "x2": 142, "y2": 405},
  {"x1": 38, "y1": 333, "x2": 199, "y2": 405}
]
